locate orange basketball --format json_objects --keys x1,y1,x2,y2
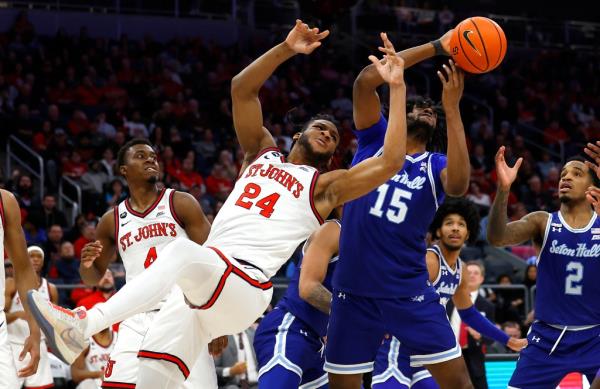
[{"x1": 449, "y1": 16, "x2": 507, "y2": 74}]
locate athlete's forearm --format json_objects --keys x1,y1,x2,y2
[
  {"x1": 458, "y1": 306, "x2": 509, "y2": 344},
  {"x1": 80, "y1": 263, "x2": 104, "y2": 286},
  {"x1": 231, "y1": 42, "x2": 296, "y2": 96},
  {"x1": 303, "y1": 283, "x2": 332, "y2": 314},
  {"x1": 487, "y1": 189, "x2": 510, "y2": 245},
  {"x1": 357, "y1": 42, "x2": 436, "y2": 89},
  {"x1": 444, "y1": 107, "x2": 470, "y2": 196}
]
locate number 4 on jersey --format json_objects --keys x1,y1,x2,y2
[{"x1": 144, "y1": 246, "x2": 158, "y2": 268}]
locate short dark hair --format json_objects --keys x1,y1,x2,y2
[
  {"x1": 429, "y1": 197, "x2": 481, "y2": 244},
  {"x1": 566, "y1": 156, "x2": 600, "y2": 187},
  {"x1": 301, "y1": 113, "x2": 339, "y2": 132},
  {"x1": 117, "y1": 138, "x2": 153, "y2": 168}
]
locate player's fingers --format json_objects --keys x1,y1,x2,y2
[
  {"x1": 307, "y1": 41, "x2": 322, "y2": 51},
  {"x1": 436, "y1": 70, "x2": 448, "y2": 84},
  {"x1": 316, "y1": 30, "x2": 330, "y2": 40},
  {"x1": 513, "y1": 157, "x2": 524, "y2": 171},
  {"x1": 495, "y1": 146, "x2": 505, "y2": 162},
  {"x1": 585, "y1": 161, "x2": 599, "y2": 174},
  {"x1": 448, "y1": 59, "x2": 459, "y2": 84},
  {"x1": 587, "y1": 142, "x2": 600, "y2": 155},
  {"x1": 368, "y1": 55, "x2": 383, "y2": 69}
]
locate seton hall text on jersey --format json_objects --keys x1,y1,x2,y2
[
  {"x1": 244, "y1": 163, "x2": 304, "y2": 198},
  {"x1": 390, "y1": 171, "x2": 426, "y2": 190},
  {"x1": 548, "y1": 240, "x2": 600, "y2": 258},
  {"x1": 119, "y1": 222, "x2": 177, "y2": 251}
]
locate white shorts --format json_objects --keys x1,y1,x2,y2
[
  {"x1": 0, "y1": 314, "x2": 19, "y2": 389},
  {"x1": 102, "y1": 288, "x2": 218, "y2": 389},
  {"x1": 10, "y1": 339, "x2": 54, "y2": 389},
  {"x1": 138, "y1": 243, "x2": 273, "y2": 381}
]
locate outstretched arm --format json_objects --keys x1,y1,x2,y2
[
  {"x1": 231, "y1": 19, "x2": 329, "y2": 168},
  {"x1": 584, "y1": 141, "x2": 600, "y2": 215},
  {"x1": 319, "y1": 33, "x2": 407, "y2": 209},
  {"x1": 353, "y1": 31, "x2": 452, "y2": 130},
  {"x1": 486, "y1": 147, "x2": 547, "y2": 246},
  {"x1": 438, "y1": 59, "x2": 470, "y2": 196},
  {"x1": 298, "y1": 221, "x2": 340, "y2": 314}
]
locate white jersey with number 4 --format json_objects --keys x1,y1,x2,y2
[
  {"x1": 205, "y1": 147, "x2": 323, "y2": 278},
  {"x1": 116, "y1": 188, "x2": 189, "y2": 283},
  {"x1": 115, "y1": 188, "x2": 188, "y2": 310}
]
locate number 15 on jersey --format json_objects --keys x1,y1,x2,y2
[{"x1": 369, "y1": 183, "x2": 412, "y2": 224}]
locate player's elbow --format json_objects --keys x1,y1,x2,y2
[
  {"x1": 231, "y1": 72, "x2": 256, "y2": 97},
  {"x1": 353, "y1": 65, "x2": 378, "y2": 93},
  {"x1": 382, "y1": 154, "x2": 406, "y2": 175},
  {"x1": 486, "y1": 231, "x2": 503, "y2": 247},
  {"x1": 445, "y1": 182, "x2": 469, "y2": 197}
]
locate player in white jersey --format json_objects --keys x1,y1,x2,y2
[
  {"x1": 5, "y1": 246, "x2": 58, "y2": 389},
  {"x1": 0, "y1": 190, "x2": 42, "y2": 386},
  {"x1": 29, "y1": 23, "x2": 409, "y2": 388},
  {"x1": 55, "y1": 138, "x2": 225, "y2": 389},
  {"x1": 71, "y1": 324, "x2": 116, "y2": 389}
]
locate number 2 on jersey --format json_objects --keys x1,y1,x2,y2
[
  {"x1": 144, "y1": 246, "x2": 158, "y2": 268},
  {"x1": 565, "y1": 261, "x2": 583, "y2": 295},
  {"x1": 235, "y1": 183, "x2": 280, "y2": 218},
  {"x1": 369, "y1": 183, "x2": 412, "y2": 224}
]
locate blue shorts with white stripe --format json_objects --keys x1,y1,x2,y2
[
  {"x1": 254, "y1": 307, "x2": 328, "y2": 389},
  {"x1": 324, "y1": 287, "x2": 460, "y2": 374}
]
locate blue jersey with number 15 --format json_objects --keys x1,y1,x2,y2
[{"x1": 333, "y1": 115, "x2": 447, "y2": 298}]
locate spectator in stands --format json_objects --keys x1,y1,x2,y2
[
  {"x1": 467, "y1": 182, "x2": 491, "y2": 210},
  {"x1": 488, "y1": 322, "x2": 522, "y2": 354},
  {"x1": 171, "y1": 156, "x2": 205, "y2": 191},
  {"x1": 96, "y1": 112, "x2": 117, "y2": 140},
  {"x1": 62, "y1": 151, "x2": 88, "y2": 179},
  {"x1": 124, "y1": 110, "x2": 149, "y2": 138},
  {"x1": 50, "y1": 241, "x2": 81, "y2": 305},
  {"x1": 29, "y1": 193, "x2": 68, "y2": 229},
  {"x1": 74, "y1": 222, "x2": 96, "y2": 259},
  {"x1": 80, "y1": 160, "x2": 110, "y2": 214},
  {"x1": 100, "y1": 147, "x2": 116, "y2": 179},
  {"x1": 42, "y1": 224, "x2": 64, "y2": 276},
  {"x1": 522, "y1": 264, "x2": 537, "y2": 289},
  {"x1": 205, "y1": 163, "x2": 234, "y2": 202},
  {"x1": 495, "y1": 274, "x2": 524, "y2": 324},
  {"x1": 105, "y1": 178, "x2": 127, "y2": 209},
  {"x1": 214, "y1": 325, "x2": 259, "y2": 389},
  {"x1": 4, "y1": 260, "x2": 14, "y2": 278},
  {"x1": 76, "y1": 269, "x2": 116, "y2": 310},
  {"x1": 14, "y1": 173, "x2": 35, "y2": 209}
]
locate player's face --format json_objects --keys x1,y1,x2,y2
[
  {"x1": 558, "y1": 161, "x2": 592, "y2": 203},
  {"x1": 297, "y1": 120, "x2": 339, "y2": 167},
  {"x1": 408, "y1": 105, "x2": 437, "y2": 130},
  {"x1": 123, "y1": 145, "x2": 160, "y2": 183},
  {"x1": 437, "y1": 213, "x2": 469, "y2": 251},
  {"x1": 29, "y1": 251, "x2": 44, "y2": 273}
]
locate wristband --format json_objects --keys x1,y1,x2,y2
[{"x1": 431, "y1": 39, "x2": 450, "y2": 56}]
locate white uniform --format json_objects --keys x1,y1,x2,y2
[
  {"x1": 104, "y1": 188, "x2": 217, "y2": 388},
  {"x1": 0, "y1": 199, "x2": 21, "y2": 389},
  {"x1": 138, "y1": 148, "x2": 323, "y2": 377},
  {"x1": 7, "y1": 278, "x2": 55, "y2": 388},
  {"x1": 76, "y1": 332, "x2": 117, "y2": 389}
]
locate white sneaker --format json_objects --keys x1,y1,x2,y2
[{"x1": 27, "y1": 290, "x2": 89, "y2": 364}]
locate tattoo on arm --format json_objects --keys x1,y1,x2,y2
[
  {"x1": 487, "y1": 190, "x2": 510, "y2": 245},
  {"x1": 305, "y1": 284, "x2": 332, "y2": 314},
  {"x1": 488, "y1": 190, "x2": 546, "y2": 246}
]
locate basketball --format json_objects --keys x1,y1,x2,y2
[{"x1": 449, "y1": 16, "x2": 507, "y2": 74}]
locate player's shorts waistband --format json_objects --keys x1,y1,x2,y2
[{"x1": 545, "y1": 322, "x2": 600, "y2": 331}]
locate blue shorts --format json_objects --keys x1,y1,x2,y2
[
  {"x1": 254, "y1": 307, "x2": 328, "y2": 388},
  {"x1": 324, "y1": 287, "x2": 460, "y2": 374},
  {"x1": 508, "y1": 321, "x2": 600, "y2": 389},
  {"x1": 372, "y1": 336, "x2": 438, "y2": 389}
]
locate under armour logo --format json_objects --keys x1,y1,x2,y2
[
  {"x1": 411, "y1": 295, "x2": 425, "y2": 302},
  {"x1": 420, "y1": 162, "x2": 427, "y2": 172},
  {"x1": 552, "y1": 227, "x2": 562, "y2": 232},
  {"x1": 338, "y1": 292, "x2": 346, "y2": 300},
  {"x1": 300, "y1": 330, "x2": 308, "y2": 337},
  {"x1": 532, "y1": 336, "x2": 540, "y2": 343}
]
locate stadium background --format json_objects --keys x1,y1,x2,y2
[{"x1": 1, "y1": 1, "x2": 599, "y2": 388}]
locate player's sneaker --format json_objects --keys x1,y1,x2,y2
[{"x1": 27, "y1": 290, "x2": 89, "y2": 364}]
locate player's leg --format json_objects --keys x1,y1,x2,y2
[
  {"x1": 182, "y1": 346, "x2": 218, "y2": 389},
  {"x1": 592, "y1": 372, "x2": 600, "y2": 389},
  {"x1": 28, "y1": 239, "x2": 229, "y2": 362},
  {"x1": 259, "y1": 365, "x2": 303, "y2": 388},
  {"x1": 101, "y1": 314, "x2": 150, "y2": 388},
  {"x1": 507, "y1": 322, "x2": 571, "y2": 389},
  {"x1": 410, "y1": 369, "x2": 438, "y2": 389},
  {"x1": 563, "y1": 325, "x2": 600, "y2": 389},
  {"x1": 137, "y1": 269, "x2": 271, "y2": 387},
  {"x1": 325, "y1": 291, "x2": 386, "y2": 389},
  {"x1": 382, "y1": 288, "x2": 472, "y2": 389}
]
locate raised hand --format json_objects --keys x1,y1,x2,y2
[
  {"x1": 369, "y1": 32, "x2": 405, "y2": 86},
  {"x1": 507, "y1": 337, "x2": 528, "y2": 352},
  {"x1": 285, "y1": 19, "x2": 330, "y2": 55},
  {"x1": 81, "y1": 240, "x2": 103, "y2": 269},
  {"x1": 495, "y1": 146, "x2": 523, "y2": 191},
  {"x1": 584, "y1": 141, "x2": 600, "y2": 181},
  {"x1": 586, "y1": 186, "x2": 600, "y2": 216},
  {"x1": 437, "y1": 59, "x2": 464, "y2": 108},
  {"x1": 208, "y1": 336, "x2": 228, "y2": 356},
  {"x1": 439, "y1": 29, "x2": 454, "y2": 54}
]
